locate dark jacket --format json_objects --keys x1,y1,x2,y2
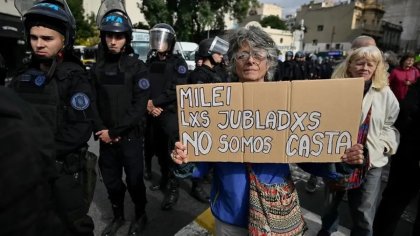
[
  {"x1": 188, "y1": 64, "x2": 222, "y2": 84},
  {"x1": 92, "y1": 45, "x2": 150, "y2": 139},
  {"x1": 147, "y1": 53, "x2": 188, "y2": 112},
  {"x1": 10, "y1": 56, "x2": 94, "y2": 158}
]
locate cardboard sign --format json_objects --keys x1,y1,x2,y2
[{"x1": 177, "y1": 78, "x2": 364, "y2": 163}]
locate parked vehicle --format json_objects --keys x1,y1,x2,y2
[{"x1": 173, "y1": 41, "x2": 198, "y2": 71}]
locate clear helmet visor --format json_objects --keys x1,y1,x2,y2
[
  {"x1": 96, "y1": 0, "x2": 130, "y2": 27},
  {"x1": 209, "y1": 36, "x2": 229, "y2": 55},
  {"x1": 150, "y1": 28, "x2": 175, "y2": 52}
]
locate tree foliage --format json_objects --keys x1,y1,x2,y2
[
  {"x1": 139, "y1": 0, "x2": 259, "y2": 42},
  {"x1": 260, "y1": 15, "x2": 287, "y2": 30},
  {"x1": 67, "y1": 0, "x2": 98, "y2": 45}
]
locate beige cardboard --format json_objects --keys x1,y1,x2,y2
[
  {"x1": 242, "y1": 82, "x2": 290, "y2": 163},
  {"x1": 176, "y1": 78, "x2": 364, "y2": 163},
  {"x1": 286, "y1": 78, "x2": 364, "y2": 163}
]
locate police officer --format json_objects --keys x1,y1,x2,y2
[
  {"x1": 145, "y1": 23, "x2": 188, "y2": 210},
  {"x1": 282, "y1": 50, "x2": 295, "y2": 81},
  {"x1": 292, "y1": 51, "x2": 310, "y2": 80},
  {"x1": 91, "y1": 1, "x2": 150, "y2": 235},
  {"x1": 188, "y1": 37, "x2": 228, "y2": 84},
  {"x1": 186, "y1": 37, "x2": 229, "y2": 202},
  {"x1": 10, "y1": 0, "x2": 95, "y2": 235}
]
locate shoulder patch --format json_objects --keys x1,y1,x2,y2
[
  {"x1": 138, "y1": 78, "x2": 150, "y2": 90},
  {"x1": 34, "y1": 75, "x2": 46, "y2": 86},
  {"x1": 177, "y1": 65, "x2": 187, "y2": 75},
  {"x1": 70, "y1": 92, "x2": 90, "y2": 111}
]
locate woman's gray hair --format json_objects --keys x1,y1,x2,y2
[{"x1": 227, "y1": 26, "x2": 278, "y2": 81}]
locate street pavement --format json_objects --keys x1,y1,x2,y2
[{"x1": 88, "y1": 138, "x2": 417, "y2": 235}]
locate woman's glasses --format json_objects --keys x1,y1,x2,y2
[{"x1": 235, "y1": 50, "x2": 268, "y2": 63}]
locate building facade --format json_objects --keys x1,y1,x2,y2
[
  {"x1": 296, "y1": 0, "x2": 401, "y2": 53},
  {"x1": 382, "y1": 0, "x2": 420, "y2": 53}
]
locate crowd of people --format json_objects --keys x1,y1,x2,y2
[{"x1": 1, "y1": 0, "x2": 419, "y2": 236}]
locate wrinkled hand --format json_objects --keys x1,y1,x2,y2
[
  {"x1": 147, "y1": 100, "x2": 155, "y2": 113},
  {"x1": 151, "y1": 107, "x2": 163, "y2": 117},
  {"x1": 341, "y1": 144, "x2": 364, "y2": 165},
  {"x1": 171, "y1": 141, "x2": 188, "y2": 165},
  {"x1": 96, "y1": 130, "x2": 121, "y2": 144}
]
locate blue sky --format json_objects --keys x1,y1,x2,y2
[{"x1": 260, "y1": 0, "x2": 316, "y2": 16}]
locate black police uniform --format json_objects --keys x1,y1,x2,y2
[
  {"x1": 188, "y1": 64, "x2": 223, "y2": 84},
  {"x1": 145, "y1": 53, "x2": 188, "y2": 209},
  {"x1": 0, "y1": 87, "x2": 69, "y2": 236},
  {"x1": 10, "y1": 57, "x2": 95, "y2": 236},
  {"x1": 92, "y1": 45, "x2": 150, "y2": 218}
]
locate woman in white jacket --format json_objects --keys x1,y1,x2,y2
[{"x1": 318, "y1": 45, "x2": 400, "y2": 236}]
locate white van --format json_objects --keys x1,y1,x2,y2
[{"x1": 173, "y1": 42, "x2": 198, "y2": 71}]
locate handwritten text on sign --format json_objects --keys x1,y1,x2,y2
[{"x1": 177, "y1": 80, "x2": 363, "y2": 163}]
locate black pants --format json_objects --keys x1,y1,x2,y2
[
  {"x1": 99, "y1": 138, "x2": 147, "y2": 214},
  {"x1": 144, "y1": 114, "x2": 170, "y2": 177},
  {"x1": 53, "y1": 165, "x2": 94, "y2": 236},
  {"x1": 373, "y1": 141, "x2": 420, "y2": 236}
]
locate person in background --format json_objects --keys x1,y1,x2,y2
[
  {"x1": 145, "y1": 23, "x2": 188, "y2": 210},
  {"x1": 383, "y1": 50, "x2": 399, "y2": 73},
  {"x1": 373, "y1": 76, "x2": 420, "y2": 236},
  {"x1": 388, "y1": 52, "x2": 420, "y2": 101},
  {"x1": 317, "y1": 46, "x2": 400, "y2": 236},
  {"x1": 171, "y1": 26, "x2": 365, "y2": 236},
  {"x1": 306, "y1": 35, "x2": 378, "y2": 194},
  {"x1": 10, "y1": 1, "x2": 95, "y2": 235},
  {"x1": 186, "y1": 36, "x2": 229, "y2": 203},
  {"x1": 91, "y1": 1, "x2": 150, "y2": 235}
]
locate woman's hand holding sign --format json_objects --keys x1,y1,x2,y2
[
  {"x1": 341, "y1": 144, "x2": 364, "y2": 165},
  {"x1": 172, "y1": 141, "x2": 188, "y2": 164}
]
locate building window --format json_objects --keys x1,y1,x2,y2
[
  {"x1": 280, "y1": 38, "x2": 283, "y2": 43},
  {"x1": 317, "y1": 25, "x2": 324, "y2": 31},
  {"x1": 335, "y1": 43, "x2": 341, "y2": 49},
  {"x1": 313, "y1": 39, "x2": 318, "y2": 45},
  {"x1": 326, "y1": 44, "x2": 330, "y2": 50}
]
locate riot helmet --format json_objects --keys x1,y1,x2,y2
[
  {"x1": 97, "y1": 0, "x2": 133, "y2": 49},
  {"x1": 149, "y1": 23, "x2": 176, "y2": 53},
  {"x1": 15, "y1": 0, "x2": 76, "y2": 49},
  {"x1": 285, "y1": 51, "x2": 293, "y2": 61},
  {"x1": 197, "y1": 36, "x2": 229, "y2": 65},
  {"x1": 197, "y1": 36, "x2": 229, "y2": 58},
  {"x1": 295, "y1": 51, "x2": 305, "y2": 61}
]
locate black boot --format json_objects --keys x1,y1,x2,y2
[
  {"x1": 101, "y1": 204, "x2": 124, "y2": 236},
  {"x1": 127, "y1": 213, "x2": 148, "y2": 235},
  {"x1": 190, "y1": 179, "x2": 209, "y2": 203},
  {"x1": 161, "y1": 178, "x2": 179, "y2": 210}
]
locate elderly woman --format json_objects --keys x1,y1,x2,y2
[
  {"x1": 389, "y1": 52, "x2": 420, "y2": 101},
  {"x1": 318, "y1": 46, "x2": 400, "y2": 236},
  {"x1": 172, "y1": 26, "x2": 364, "y2": 236}
]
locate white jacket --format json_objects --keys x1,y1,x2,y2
[{"x1": 362, "y1": 85, "x2": 400, "y2": 167}]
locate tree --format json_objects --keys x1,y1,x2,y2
[
  {"x1": 260, "y1": 15, "x2": 287, "y2": 30},
  {"x1": 67, "y1": 0, "x2": 98, "y2": 45},
  {"x1": 139, "y1": 0, "x2": 259, "y2": 42}
]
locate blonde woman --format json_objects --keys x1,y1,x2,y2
[{"x1": 318, "y1": 46, "x2": 400, "y2": 236}]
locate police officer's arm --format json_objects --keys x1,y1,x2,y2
[
  {"x1": 152, "y1": 58, "x2": 188, "y2": 107},
  {"x1": 108, "y1": 66, "x2": 150, "y2": 138},
  {"x1": 55, "y1": 72, "x2": 94, "y2": 157},
  {"x1": 89, "y1": 66, "x2": 107, "y2": 132}
]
